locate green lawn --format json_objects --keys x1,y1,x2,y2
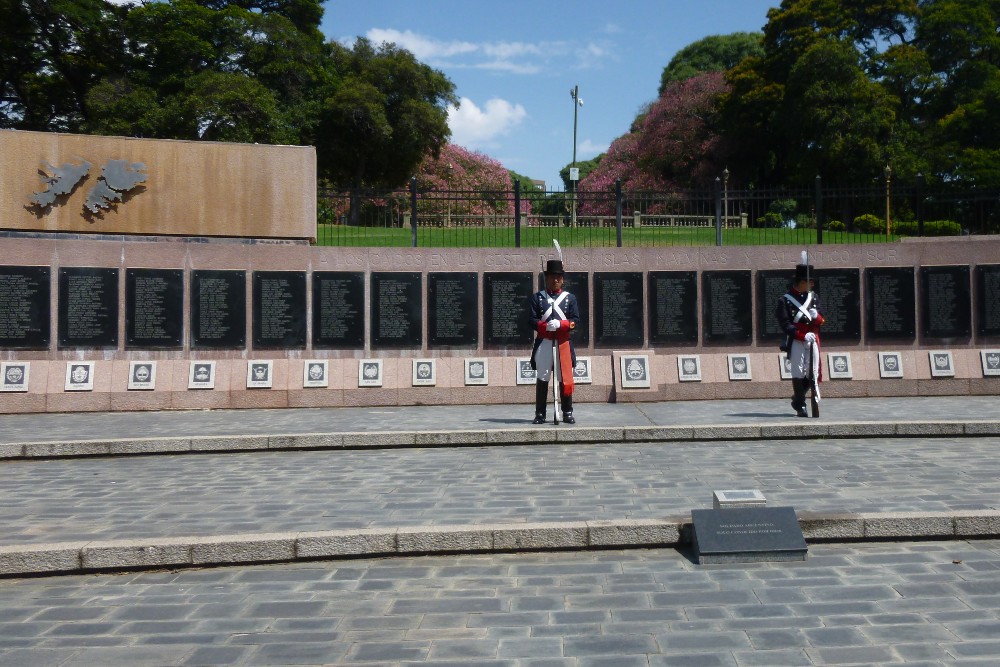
[{"x1": 315, "y1": 224, "x2": 895, "y2": 247}]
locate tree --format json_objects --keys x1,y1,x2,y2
[
  {"x1": 558, "y1": 155, "x2": 603, "y2": 191},
  {"x1": 316, "y1": 37, "x2": 457, "y2": 191},
  {"x1": 659, "y1": 32, "x2": 764, "y2": 93},
  {"x1": 415, "y1": 143, "x2": 516, "y2": 217}
]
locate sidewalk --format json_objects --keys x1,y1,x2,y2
[{"x1": 2, "y1": 396, "x2": 999, "y2": 577}]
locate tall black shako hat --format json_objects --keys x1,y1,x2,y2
[
  {"x1": 544, "y1": 259, "x2": 565, "y2": 275},
  {"x1": 794, "y1": 250, "x2": 814, "y2": 281}
]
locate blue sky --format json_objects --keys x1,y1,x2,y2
[{"x1": 322, "y1": 0, "x2": 780, "y2": 188}]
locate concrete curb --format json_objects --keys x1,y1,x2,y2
[
  {"x1": 4, "y1": 419, "x2": 1000, "y2": 460},
  {"x1": 3, "y1": 511, "x2": 1000, "y2": 577}
]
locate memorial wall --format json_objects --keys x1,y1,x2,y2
[{"x1": 1, "y1": 235, "x2": 999, "y2": 413}]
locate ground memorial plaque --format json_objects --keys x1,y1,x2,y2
[
  {"x1": 312, "y1": 271, "x2": 364, "y2": 348},
  {"x1": 253, "y1": 271, "x2": 306, "y2": 349},
  {"x1": 428, "y1": 272, "x2": 478, "y2": 347},
  {"x1": 691, "y1": 506, "x2": 807, "y2": 564},
  {"x1": 0, "y1": 265, "x2": 50, "y2": 349},
  {"x1": 703, "y1": 271, "x2": 752, "y2": 344},
  {"x1": 484, "y1": 272, "x2": 533, "y2": 346},
  {"x1": 125, "y1": 268, "x2": 183, "y2": 349},
  {"x1": 594, "y1": 272, "x2": 643, "y2": 347},
  {"x1": 58, "y1": 267, "x2": 119, "y2": 348},
  {"x1": 371, "y1": 272, "x2": 421, "y2": 348},
  {"x1": 649, "y1": 271, "x2": 698, "y2": 344},
  {"x1": 813, "y1": 268, "x2": 861, "y2": 342},
  {"x1": 921, "y1": 265, "x2": 971, "y2": 340},
  {"x1": 866, "y1": 267, "x2": 916, "y2": 339},
  {"x1": 191, "y1": 270, "x2": 246, "y2": 349},
  {"x1": 975, "y1": 264, "x2": 1000, "y2": 338},
  {"x1": 756, "y1": 270, "x2": 791, "y2": 343}
]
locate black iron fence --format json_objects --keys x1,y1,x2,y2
[{"x1": 316, "y1": 178, "x2": 1000, "y2": 248}]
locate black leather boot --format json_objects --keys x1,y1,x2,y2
[
  {"x1": 791, "y1": 379, "x2": 808, "y2": 417},
  {"x1": 532, "y1": 381, "x2": 548, "y2": 424},
  {"x1": 561, "y1": 394, "x2": 575, "y2": 424}
]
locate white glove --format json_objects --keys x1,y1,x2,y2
[
  {"x1": 546, "y1": 320, "x2": 560, "y2": 332},
  {"x1": 808, "y1": 308, "x2": 818, "y2": 320},
  {"x1": 804, "y1": 332, "x2": 816, "y2": 344}
]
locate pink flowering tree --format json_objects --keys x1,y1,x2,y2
[
  {"x1": 579, "y1": 72, "x2": 730, "y2": 215},
  {"x1": 415, "y1": 143, "x2": 530, "y2": 219}
]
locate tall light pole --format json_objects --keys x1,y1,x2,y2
[
  {"x1": 722, "y1": 167, "x2": 729, "y2": 228},
  {"x1": 447, "y1": 162, "x2": 453, "y2": 227},
  {"x1": 884, "y1": 164, "x2": 892, "y2": 237},
  {"x1": 570, "y1": 85, "x2": 582, "y2": 227}
]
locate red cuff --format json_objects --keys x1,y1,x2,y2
[
  {"x1": 559, "y1": 320, "x2": 570, "y2": 330},
  {"x1": 537, "y1": 322, "x2": 548, "y2": 334}
]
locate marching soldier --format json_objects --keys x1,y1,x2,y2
[
  {"x1": 529, "y1": 259, "x2": 579, "y2": 424},
  {"x1": 776, "y1": 257, "x2": 825, "y2": 417}
]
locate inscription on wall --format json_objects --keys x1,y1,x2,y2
[
  {"x1": 703, "y1": 271, "x2": 752, "y2": 344},
  {"x1": 125, "y1": 268, "x2": 183, "y2": 349},
  {"x1": 866, "y1": 267, "x2": 916, "y2": 339},
  {"x1": 428, "y1": 272, "x2": 478, "y2": 347},
  {"x1": 253, "y1": 271, "x2": 306, "y2": 349},
  {"x1": 921, "y1": 265, "x2": 971, "y2": 340},
  {"x1": 58, "y1": 267, "x2": 119, "y2": 348},
  {"x1": 756, "y1": 271, "x2": 791, "y2": 342},
  {"x1": 484, "y1": 272, "x2": 533, "y2": 346},
  {"x1": 312, "y1": 271, "x2": 364, "y2": 348},
  {"x1": 0, "y1": 266, "x2": 50, "y2": 349},
  {"x1": 371, "y1": 272, "x2": 422, "y2": 348},
  {"x1": 191, "y1": 270, "x2": 245, "y2": 349},
  {"x1": 594, "y1": 272, "x2": 643, "y2": 347},
  {"x1": 649, "y1": 271, "x2": 698, "y2": 344},
  {"x1": 814, "y1": 269, "x2": 861, "y2": 341},
  {"x1": 976, "y1": 264, "x2": 1000, "y2": 337}
]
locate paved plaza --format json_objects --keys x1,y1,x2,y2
[{"x1": 2, "y1": 395, "x2": 1000, "y2": 665}]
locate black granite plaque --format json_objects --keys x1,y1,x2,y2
[
  {"x1": 649, "y1": 271, "x2": 698, "y2": 344},
  {"x1": 191, "y1": 270, "x2": 246, "y2": 349},
  {"x1": 921, "y1": 265, "x2": 971, "y2": 340},
  {"x1": 125, "y1": 268, "x2": 183, "y2": 349},
  {"x1": 58, "y1": 267, "x2": 119, "y2": 348},
  {"x1": 484, "y1": 272, "x2": 533, "y2": 346},
  {"x1": 253, "y1": 271, "x2": 306, "y2": 349},
  {"x1": 594, "y1": 272, "x2": 643, "y2": 346},
  {"x1": 976, "y1": 264, "x2": 1000, "y2": 337},
  {"x1": 866, "y1": 267, "x2": 916, "y2": 339},
  {"x1": 756, "y1": 270, "x2": 792, "y2": 342},
  {"x1": 0, "y1": 266, "x2": 50, "y2": 349},
  {"x1": 702, "y1": 270, "x2": 752, "y2": 344},
  {"x1": 312, "y1": 271, "x2": 364, "y2": 348},
  {"x1": 371, "y1": 272, "x2": 422, "y2": 348},
  {"x1": 428, "y1": 272, "x2": 478, "y2": 347},
  {"x1": 813, "y1": 268, "x2": 861, "y2": 341},
  {"x1": 692, "y1": 506, "x2": 807, "y2": 564}
]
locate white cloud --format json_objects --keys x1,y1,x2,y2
[
  {"x1": 366, "y1": 28, "x2": 477, "y2": 60},
  {"x1": 448, "y1": 97, "x2": 527, "y2": 148},
  {"x1": 577, "y1": 139, "x2": 609, "y2": 157}
]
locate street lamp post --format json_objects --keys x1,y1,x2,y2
[
  {"x1": 447, "y1": 163, "x2": 453, "y2": 227},
  {"x1": 722, "y1": 167, "x2": 729, "y2": 228},
  {"x1": 570, "y1": 85, "x2": 582, "y2": 228},
  {"x1": 884, "y1": 164, "x2": 892, "y2": 237}
]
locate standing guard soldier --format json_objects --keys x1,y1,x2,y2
[
  {"x1": 776, "y1": 255, "x2": 825, "y2": 417},
  {"x1": 529, "y1": 259, "x2": 579, "y2": 424}
]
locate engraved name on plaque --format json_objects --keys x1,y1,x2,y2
[
  {"x1": 58, "y1": 267, "x2": 119, "y2": 348},
  {"x1": 484, "y1": 272, "x2": 533, "y2": 346},
  {"x1": 921, "y1": 265, "x2": 971, "y2": 340},
  {"x1": 253, "y1": 271, "x2": 307, "y2": 349},
  {"x1": 125, "y1": 268, "x2": 183, "y2": 349},
  {"x1": 814, "y1": 268, "x2": 861, "y2": 342},
  {"x1": 371, "y1": 272, "x2": 422, "y2": 348},
  {"x1": 756, "y1": 270, "x2": 791, "y2": 343},
  {"x1": 428, "y1": 272, "x2": 478, "y2": 347},
  {"x1": 594, "y1": 272, "x2": 643, "y2": 347},
  {"x1": 0, "y1": 266, "x2": 50, "y2": 349},
  {"x1": 191, "y1": 270, "x2": 246, "y2": 349},
  {"x1": 703, "y1": 270, "x2": 752, "y2": 344},
  {"x1": 866, "y1": 267, "x2": 916, "y2": 339},
  {"x1": 312, "y1": 271, "x2": 364, "y2": 348},
  {"x1": 649, "y1": 271, "x2": 698, "y2": 344}
]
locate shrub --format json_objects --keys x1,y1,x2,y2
[
  {"x1": 853, "y1": 213, "x2": 884, "y2": 234},
  {"x1": 827, "y1": 220, "x2": 845, "y2": 231},
  {"x1": 893, "y1": 220, "x2": 962, "y2": 236},
  {"x1": 754, "y1": 211, "x2": 784, "y2": 228}
]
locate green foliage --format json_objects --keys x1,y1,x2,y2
[
  {"x1": 827, "y1": 220, "x2": 846, "y2": 231},
  {"x1": 560, "y1": 155, "x2": 603, "y2": 191},
  {"x1": 853, "y1": 213, "x2": 885, "y2": 233},
  {"x1": 754, "y1": 212, "x2": 785, "y2": 228},
  {"x1": 893, "y1": 219, "x2": 962, "y2": 236},
  {"x1": 660, "y1": 32, "x2": 763, "y2": 93}
]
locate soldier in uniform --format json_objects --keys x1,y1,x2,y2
[
  {"x1": 529, "y1": 259, "x2": 579, "y2": 424},
  {"x1": 775, "y1": 260, "x2": 825, "y2": 417}
]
